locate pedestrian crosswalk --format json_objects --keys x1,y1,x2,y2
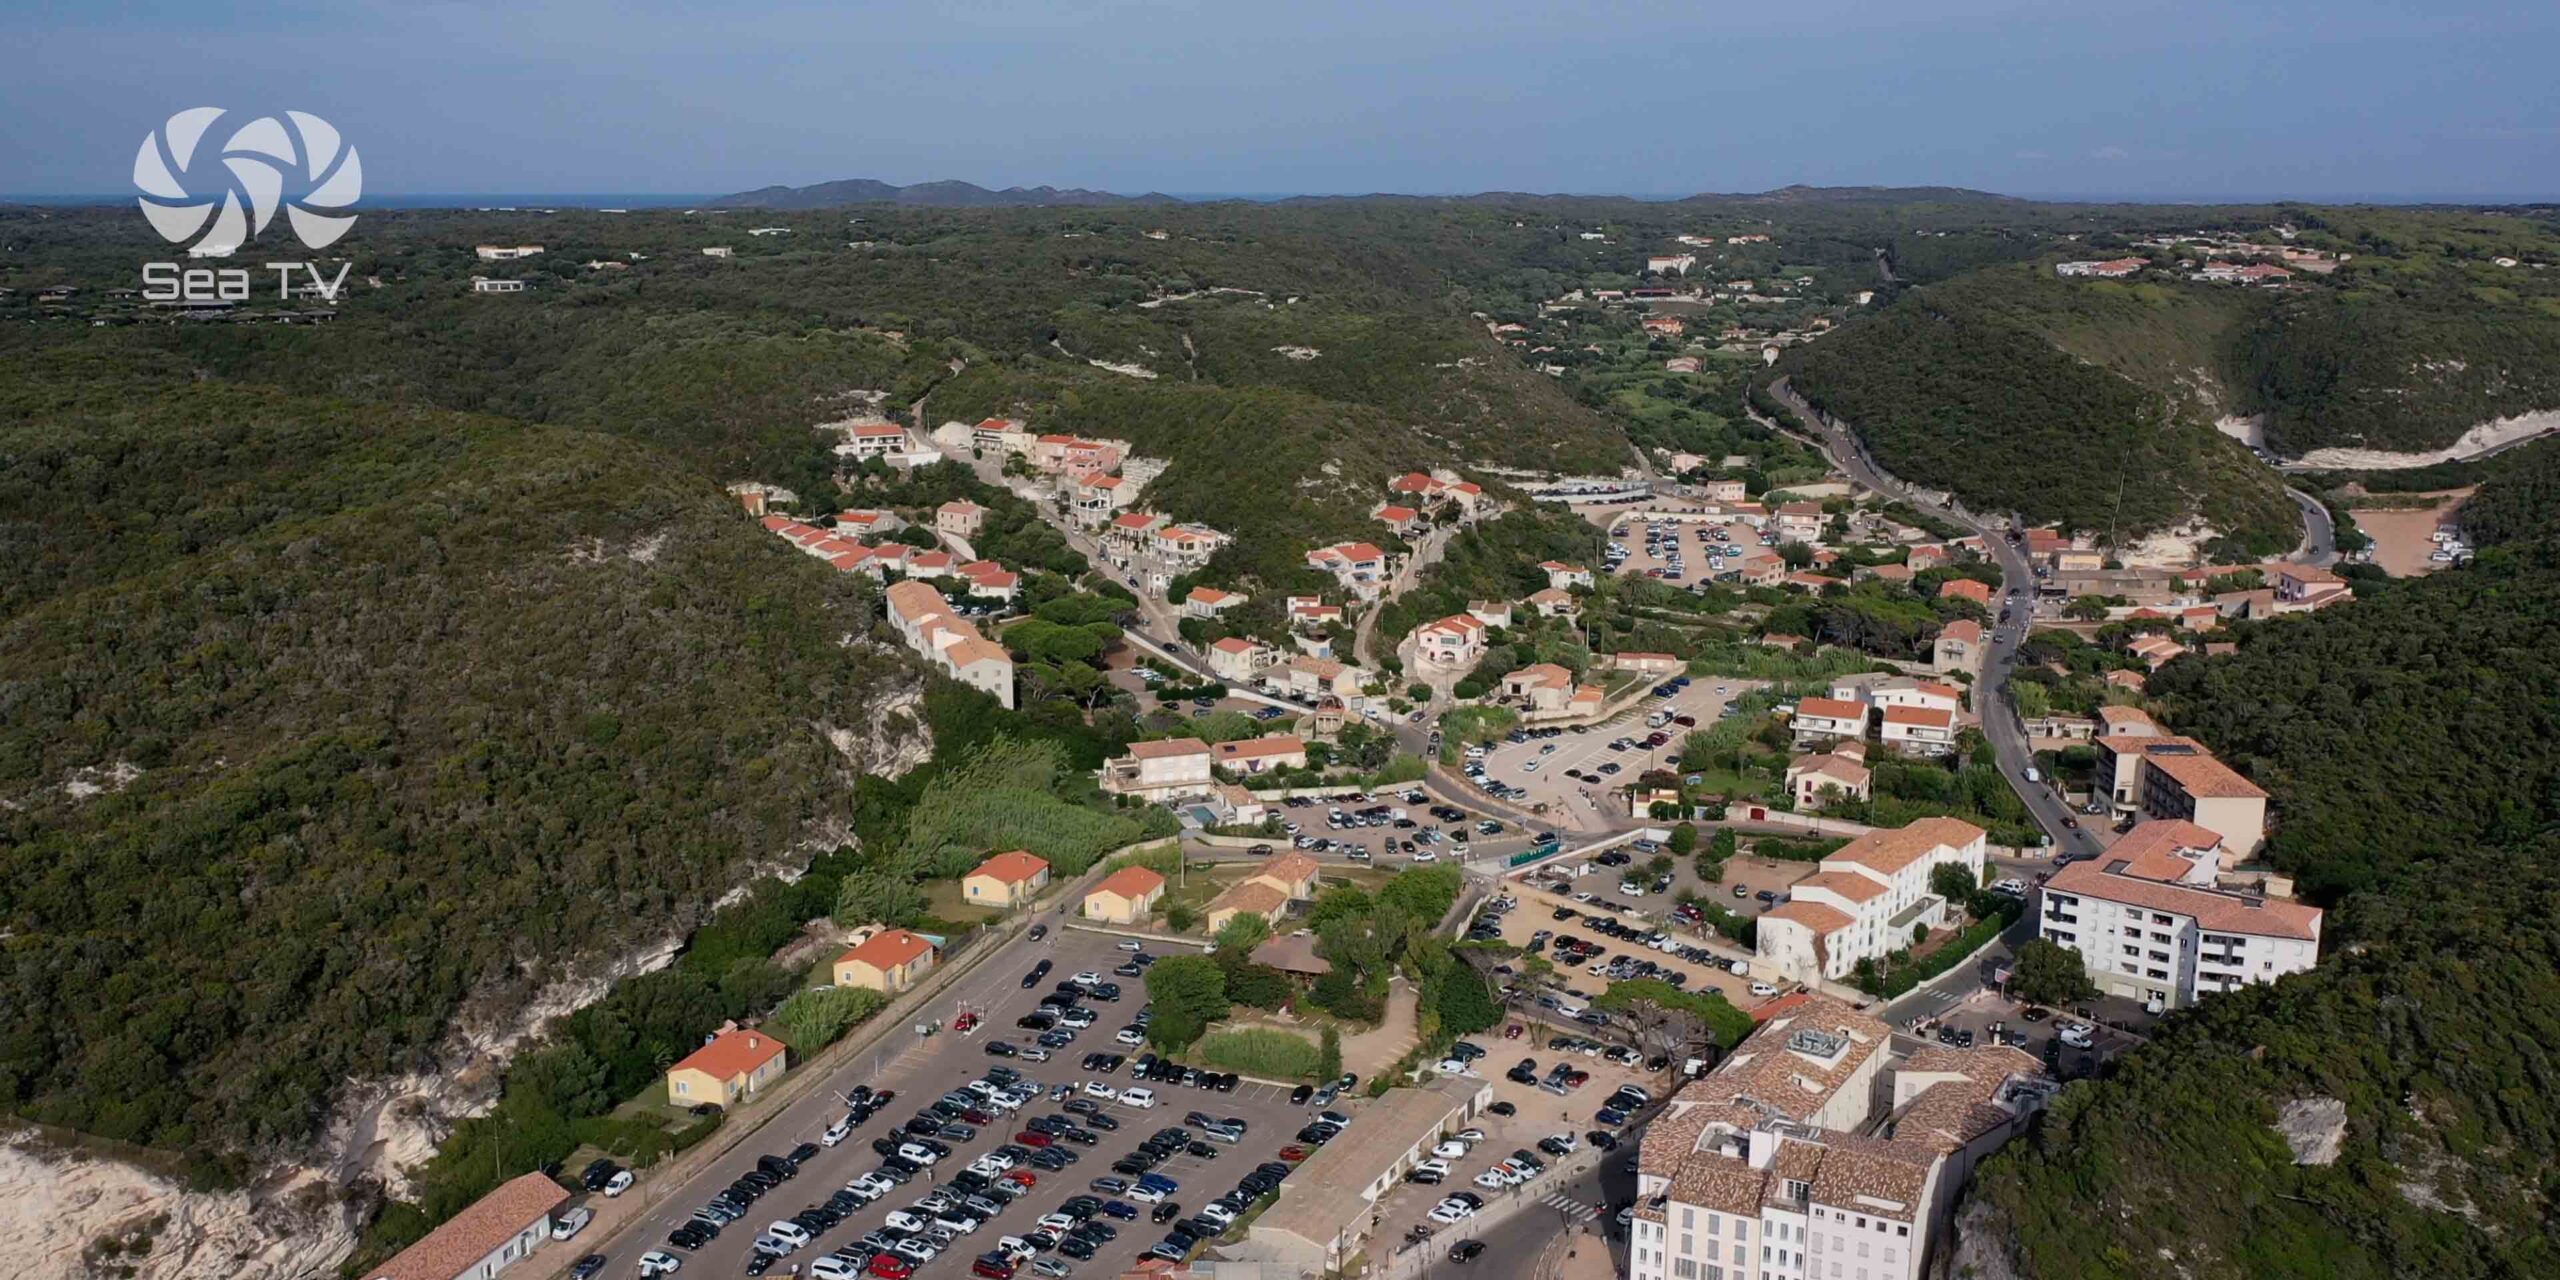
[{"x1": 1539, "y1": 1191, "x2": 1601, "y2": 1222}]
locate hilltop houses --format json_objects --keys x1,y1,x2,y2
[
  {"x1": 1306, "y1": 541, "x2": 1392, "y2": 600},
  {"x1": 883, "y1": 579, "x2": 1016, "y2": 709},
  {"x1": 1755, "y1": 818, "x2": 1988, "y2": 984},
  {"x1": 1412, "y1": 614, "x2": 1488, "y2": 668}
]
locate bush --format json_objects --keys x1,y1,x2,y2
[
  {"x1": 771, "y1": 985, "x2": 889, "y2": 1055},
  {"x1": 1195, "y1": 1028, "x2": 1324, "y2": 1080}
]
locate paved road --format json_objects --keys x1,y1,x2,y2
[
  {"x1": 1763, "y1": 378, "x2": 2104, "y2": 875},
  {"x1": 2283, "y1": 485, "x2": 2339, "y2": 566}
]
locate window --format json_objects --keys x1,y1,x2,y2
[
  {"x1": 1683, "y1": 1208, "x2": 1696, "y2": 1230},
  {"x1": 1682, "y1": 1235, "x2": 1693, "y2": 1255},
  {"x1": 1708, "y1": 1213, "x2": 1722, "y2": 1236},
  {"x1": 1737, "y1": 1220, "x2": 1749, "y2": 1240},
  {"x1": 1675, "y1": 1262, "x2": 1698, "y2": 1279},
  {"x1": 674, "y1": 1079, "x2": 689, "y2": 1096},
  {"x1": 1896, "y1": 1225, "x2": 1908, "y2": 1237}
]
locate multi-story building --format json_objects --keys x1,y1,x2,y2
[
  {"x1": 1306, "y1": 542, "x2": 1392, "y2": 599},
  {"x1": 1789, "y1": 697, "x2": 1869, "y2": 747},
  {"x1": 1786, "y1": 743, "x2": 1871, "y2": 809},
  {"x1": 1213, "y1": 734, "x2": 1308, "y2": 776},
  {"x1": 1754, "y1": 819, "x2": 1986, "y2": 984},
  {"x1": 1772, "y1": 503, "x2": 1825, "y2": 543},
  {"x1": 1413, "y1": 613, "x2": 1488, "y2": 668},
  {"x1": 2092, "y1": 736, "x2": 2270, "y2": 857},
  {"x1": 1877, "y1": 705, "x2": 1957, "y2": 756},
  {"x1": 882, "y1": 579, "x2": 1014, "y2": 708},
  {"x1": 1100, "y1": 737, "x2": 1215, "y2": 801},
  {"x1": 1932, "y1": 620, "x2": 1983, "y2": 676},
  {"x1": 1208, "y1": 636, "x2": 1277, "y2": 683},
  {"x1": 1538, "y1": 560, "x2": 1596, "y2": 591},
  {"x1": 2038, "y1": 820, "x2": 2322, "y2": 1010}
]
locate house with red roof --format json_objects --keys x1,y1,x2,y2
[{"x1": 665, "y1": 1027, "x2": 789, "y2": 1107}]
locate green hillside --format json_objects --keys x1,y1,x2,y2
[
  {"x1": 1964, "y1": 459, "x2": 2560, "y2": 1279},
  {"x1": 1781, "y1": 294, "x2": 2299, "y2": 553},
  {"x1": 0, "y1": 341, "x2": 915, "y2": 1160}
]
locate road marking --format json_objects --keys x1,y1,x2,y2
[{"x1": 1539, "y1": 1192, "x2": 1600, "y2": 1222}]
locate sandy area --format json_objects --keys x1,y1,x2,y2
[
  {"x1": 2349, "y1": 489, "x2": 2472, "y2": 577},
  {"x1": 2296, "y1": 408, "x2": 2560, "y2": 470}
]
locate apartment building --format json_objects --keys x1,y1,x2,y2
[
  {"x1": 2092, "y1": 736, "x2": 2269, "y2": 857},
  {"x1": 1932, "y1": 620, "x2": 1983, "y2": 676},
  {"x1": 882, "y1": 579, "x2": 1015, "y2": 709},
  {"x1": 1306, "y1": 541, "x2": 1392, "y2": 599},
  {"x1": 1100, "y1": 737, "x2": 1215, "y2": 801},
  {"x1": 2038, "y1": 820, "x2": 2321, "y2": 1010},
  {"x1": 1789, "y1": 697, "x2": 1869, "y2": 747},
  {"x1": 1877, "y1": 705, "x2": 1957, "y2": 756},
  {"x1": 1755, "y1": 819, "x2": 1987, "y2": 984}
]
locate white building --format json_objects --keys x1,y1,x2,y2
[
  {"x1": 883, "y1": 579, "x2": 1014, "y2": 709},
  {"x1": 1411, "y1": 613, "x2": 1488, "y2": 668},
  {"x1": 468, "y1": 277, "x2": 527, "y2": 293},
  {"x1": 1789, "y1": 697, "x2": 1869, "y2": 747},
  {"x1": 2037, "y1": 820, "x2": 2321, "y2": 1010},
  {"x1": 1100, "y1": 737, "x2": 1215, "y2": 801},
  {"x1": 474, "y1": 244, "x2": 543, "y2": 260},
  {"x1": 1755, "y1": 819, "x2": 1986, "y2": 985}
]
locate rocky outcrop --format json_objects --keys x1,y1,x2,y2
[
  {"x1": 2276, "y1": 1096, "x2": 2348, "y2": 1166},
  {"x1": 1941, "y1": 1195, "x2": 2027, "y2": 1280},
  {"x1": 0, "y1": 1135, "x2": 358, "y2": 1280}
]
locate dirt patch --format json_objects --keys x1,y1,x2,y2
[{"x1": 2352, "y1": 489, "x2": 2472, "y2": 577}]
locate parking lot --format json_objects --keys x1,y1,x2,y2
[
  {"x1": 1896, "y1": 987, "x2": 2149, "y2": 1083},
  {"x1": 1462, "y1": 679, "x2": 1766, "y2": 821},
  {"x1": 1603, "y1": 515, "x2": 1773, "y2": 587},
  {"x1": 1365, "y1": 1049, "x2": 1661, "y2": 1260},
  {"x1": 566, "y1": 929, "x2": 1351, "y2": 1280},
  {"x1": 1489, "y1": 870, "x2": 1774, "y2": 1013},
  {"x1": 1264, "y1": 790, "x2": 1537, "y2": 868}
]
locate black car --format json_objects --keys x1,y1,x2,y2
[
  {"x1": 1086, "y1": 1112, "x2": 1120, "y2": 1131},
  {"x1": 1186, "y1": 1141, "x2": 1218, "y2": 1159},
  {"x1": 1029, "y1": 924, "x2": 1048, "y2": 941},
  {"x1": 756, "y1": 1154, "x2": 798, "y2": 1180},
  {"x1": 1152, "y1": 1200, "x2": 1183, "y2": 1224},
  {"x1": 1058, "y1": 1236, "x2": 1098, "y2": 1261},
  {"x1": 1449, "y1": 1240, "x2": 1487, "y2": 1263},
  {"x1": 1024, "y1": 959, "x2": 1055, "y2": 989},
  {"x1": 580, "y1": 1158, "x2": 620, "y2": 1190},
  {"x1": 985, "y1": 1040, "x2": 1020, "y2": 1057},
  {"x1": 571, "y1": 1256, "x2": 608, "y2": 1280},
  {"x1": 1289, "y1": 1084, "x2": 1314, "y2": 1105},
  {"x1": 668, "y1": 1224, "x2": 712, "y2": 1250}
]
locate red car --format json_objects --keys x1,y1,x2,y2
[
  {"x1": 954, "y1": 1011, "x2": 981, "y2": 1034},
  {"x1": 961, "y1": 1107, "x2": 996, "y2": 1125},
  {"x1": 1503, "y1": 1024, "x2": 1524, "y2": 1040},
  {"x1": 1001, "y1": 1168, "x2": 1038, "y2": 1187},
  {"x1": 971, "y1": 1260, "x2": 1016, "y2": 1280},
  {"x1": 1277, "y1": 1145, "x2": 1309, "y2": 1162},
  {"x1": 1014, "y1": 1130, "x2": 1053, "y2": 1148},
  {"x1": 869, "y1": 1254, "x2": 914, "y2": 1280}
]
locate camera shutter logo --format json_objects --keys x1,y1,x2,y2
[{"x1": 134, "y1": 108, "x2": 361, "y2": 256}]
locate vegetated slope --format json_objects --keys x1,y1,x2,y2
[
  {"x1": 1963, "y1": 466, "x2": 2560, "y2": 1279},
  {"x1": 2238, "y1": 281, "x2": 2560, "y2": 455},
  {"x1": 1913, "y1": 262, "x2": 2261, "y2": 421},
  {"x1": 1783, "y1": 294, "x2": 2298, "y2": 553},
  {"x1": 0, "y1": 341, "x2": 917, "y2": 1168}
]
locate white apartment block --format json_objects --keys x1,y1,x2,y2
[
  {"x1": 1628, "y1": 997, "x2": 2050, "y2": 1280},
  {"x1": 1789, "y1": 697, "x2": 1869, "y2": 747},
  {"x1": 882, "y1": 579, "x2": 1014, "y2": 709},
  {"x1": 2038, "y1": 820, "x2": 2321, "y2": 1010},
  {"x1": 1755, "y1": 819, "x2": 1985, "y2": 985}
]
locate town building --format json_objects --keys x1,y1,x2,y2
[
  {"x1": 1286, "y1": 595, "x2": 1344, "y2": 631},
  {"x1": 473, "y1": 244, "x2": 544, "y2": 260},
  {"x1": 830, "y1": 422, "x2": 915, "y2": 462},
  {"x1": 1526, "y1": 586, "x2": 1581, "y2": 619},
  {"x1": 1373, "y1": 503, "x2": 1423, "y2": 536},
  {"x1": 1502, "y1": 662, "x2": 1577, "y2": 712},
  {"x1": 1413, "y1": 613, "x2": 1489, "y2": 668},
  {"x1": 1789, "y1": 696, "x2": 1870, "y2": 746},
  {"x1": 2039, "y1": 822, "x2": 2322, "y2": 1010},
  {"x1": 1184, "y1": 586, "x2": 1247, "y2": 618},
  {"x1": 1306, "y1": 542, "x2": 1392, "y2": 599},
  {"x1": 832, "y1": 927, "x2": 937, "y2": 993},
  {"x1": 2054, "y1": 257, "x2": 2146, "y2": 278},
  {"x1": 1083, "y1": 866, "x2": 1167, "y2": 924},
  {"x1": 1100, "y1": 737, "x2": 1215, "y2": 801},
  {"x1": 1203, "y1": 851, "x2": 1326, "y2": 933},
  {"x1": 935, "y1": 500, "x2": 986, "y2": 538},
  {"x1": 2273, "y1": 563, "x2": 2353, "y2": 611},
  {"x1": 1879, "y1": 706, "x2": 1957, "y2": 755},
  {"x1": 1787, "y1": 743, "x2": 1872, "y2": 809},
  {"x1": 1236, "y1": 1077, "x2": 1492, "y2": 1277},
  {"x1": 963, "y1": 850, "x2": 1052, "y2": 908},
  {"x1": 362, "y1": 1172, "x2": 568, "y2": 1280},
  {"x1": 1754, "y1": 819, "x2": 1988, "y2": 984},
  {"x1": 882, "y1": 580, "x2": 1015, "y2": 709},
  {"x1": 1773, "y1": 502, "x2": 1825, "y2": 543},
  {"x1": 665, "y1": 1027, "x2": 788, "y2": 1107},
  {"x1": 1271, "y1": 654, "x2": 1367, "y2": 704},
  {"x1": 1608, "y1": 652, "x2": 1682, "y2": 676},
  {"x1": 2093, "y1": 736, "x2": 2269, "y2": 857},
  {"x1": 1467, "y1": 600, "x2": 1515, "y2": 630},
  {"x1": 1213, "y1": 734, "x2": 1307, "y2": 776},
  {"x1": 1933, "y1": 619, "x2": 1984, "y2": 675},
  {"x1": 467, "y1": 276, "x2": 528, "y2": 294},
  {"x1": 2094, "y1": 705, "x2": 2159, "y2": 738},
  {"x1": 1538, "y1": 560, "x2": 1596, "y2": 591}
]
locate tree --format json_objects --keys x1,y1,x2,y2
[
  {"x1": 1213, "y1": 912, "x2": 1271, "y2": 954},
  {"x1": 1316, "y1": 1026, "x2": 1342, "y2": 1084},
  {"x1": 1144, "y1": 955, "x2": 1230, "y2": 1051},
  {"x1": 835, "y1": 871, "x2": 926, "y2": 927},
  {"x1": 2009, "y1": 939, "x2": 2098, "y2": 1008},
  {"x1": 1593, "y1": 979, "x2": 1754, "y2": 1057},
  {"x1": 1164, "y1": 903, "x2": 1199, "y2": 933},
  {"x1": 1711, "y1": 828, "x2": 1738, "y2": 859},
  {"x1": 1929, "y1": 862, "x2": 1978, "y2": 904},
  {"x1": 1435, "y1": 964, "x2": 1505, "y2": 1035},
  {"x1": 1668, "y1": 822, "x2": 1699, "y2": 855}
]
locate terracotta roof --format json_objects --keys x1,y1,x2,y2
[
  {"x1": 363, "y1": 1172, "x2": 568, "y2": 1280},
  {"x1": 2046, "y1": 860, "x2": 2320, "y2": 940},
  {"x1": 938, "y1": 500, "x2": 984, "y2": 514},
  {"x1": 1880, "y1": 705, "x2": 1954, "y2": 729},
  {"x1": 670, "y1": 1028, "x2": 788, "y2": 1082},
  {"x1": 1795, "y1": 871, "x2": 1888, "y2": 903},
  {"x1": 1939, "y1": 579, "x2": 1994, "y2": 603},
  {"x1": 1111, "y1": 512, "x2": 1159, "y2": 530},
  {"x1": 1508, "y1": 662, "x2": 1573, "y2": 690},
  {"x1": 1376, "y1": 504, "x2": 1419, "y2": 522},
  {"x1": 1528, "y1": 587, "x2": 1575, "y2": 605},
  {"x1": 838, "y1": 927, "x2": 934, "y2": 971},
  {"x1": 1789, "y1": 753, "x2": 1871, "y2": 786},
  {"x1": 1259, "y1": 851, "x2": 1323, "y2": 887},
  {"x1": 1125, "y1": 737, "x2": 1211, "y2": 760},
  {"x1": 1760, "y1": 899, "x2": 1855, "y2": 935},
  {"x1": 1214, "y1": 735, "x2": 1305, "y2": 761},
  {"x1": 1826, "y1": 817, "x2": 1984, "y2": 876},
  {"x1": 1187, "y1": 586, "x2": 1237, "y2": 605},
  {"x1": 2095, "y1": 705, "x2": 2158, "y2": 730},
  {"x1": 971, "y1": 850, "x2": 1052, "y2": 885},
  {"x1": 2146, "y1": 746, "x2": 2269, "y2": 799},
  {"x1": 2102, "y1": 820, "x2": 2224, "y2": 882},
  {"x1": 1794, "y1": 697, "x2": 1867, "y2": 723},
  {"x1": 1089, "y1": 866, "x2": 1166, "y2": 902},
  {"x1": 1939, "y1": 619, "x2": 1983, "y2": 642},
  {"x1": 1211, "y1": 637, "x2": 1258, "y2": 654},
  {"x1": 1206, "y1": 878, "x2": 1289, "y2": 919},
  {"x1": 1422, "y1": 613, "x2": 1485, "y2": 635},
  {"x1": 945, "y1": 637, "x2": 1011, "y2": 669}
]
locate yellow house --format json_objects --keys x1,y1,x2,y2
[
  {"x1": 964, "y1": 850, "x2": 1053, "y2": 909},
  {"x1": 833, "y1": 927, "x2": 937, "y2": 994},
  {"x1": 1203, "y1": 879, "x2": 1291, "y2": 933},
  {"x1": 666, "y1": 1027, "x2": 787, "y2": 1108},
  {"x1": 1083, "y1": 866, "x2": 1167, "y2": 925}
]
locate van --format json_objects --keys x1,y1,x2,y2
[
  {"x1": 550, "y1": 1206, "x2": 593, "y2": 1240},
  {"x1": 1645, "y1": 711, "x2": 1671, "y2": 729}
]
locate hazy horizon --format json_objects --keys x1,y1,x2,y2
[{"x1": 4, "y1": 2, "x2": 2555, "y2": 203}]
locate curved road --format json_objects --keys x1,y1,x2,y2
[
  {"x1": 1763, "y1": 379, "x2": 2103, "y2": 866},
  {"x1": 2282, "y1": 485, "x2": 2338, "y2": 566}
]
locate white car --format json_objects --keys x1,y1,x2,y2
[
  {"x1": 1037, "y1": 1214, "x2": 1079, "y2": 1235},
  {"x1": 1434, "y1": 1058, "x2": 1471, "y2": 1076},
  {"x1": 550, "y1": 1206, "x2": 593, "y2": 1240},
  {"x1": 1116, "y1": 1028, "x2": 1146, "y2": 1046},
  {"x1": 1473, "y1": 1169, "x2": 1510, "y2": 1189},
  {"x1": 1427, "y1": 1203, "x2": 1471, "y2": 1226},
  {"x1": 1413, "y1": 849, "x2": 1438, "y2": 863},
  {"x1": 893, "y1": 1239, "x2": 939, "y2": 1264},
  {"x1": 851, "y1": 1173, "x2": 896, "y2": 1198},
  {"x1": 2059, "y1": 1025, "x2": 2096, "y2": 1049},
  {"x1": 896, "y1": 1142, "x2": 940, "y2": 1166},
  {"x1": 1083, "y1": 1082, "x2": 1119, "y2": 1100},
  {"x1": 823, "y1": 1116, "x2": 854, "y2": 1146},
  {"x1": 1199, "y1": 1203, "x2": 1238, "y2": 1226},
  {"x1": 637, "y1": 1251, "x2": 682, "y2": 1276},
  {"x1": 1455, "y1": 1127, "x2": 1486, "y2": 1141},
  {"x1": 884, "y1": 1210, "x2": 929, "y2": 1234},
  {"x1": 997, "y1": 1236, "x2": 1038, "y2": 1264},
  {"x1": 1074, "y1": 970, "x2": 1105, "y2": 984},
  {"x1": 810, "y1": 1258, "x2": 863, "y2": 1280},
  {"x1": 1547, "y1": 1132, "x2": 1579, "y2": 1153},
  {"x1": 1121, "y1": 1086, "x2": 1158, "y2": 1109},
  {"x1": 1431, "y1": 1140, "x2": 1470, "y2": 1159},
  {"x1": 1749, "y1": 982, "x2": 1779, "y2": 998},
  {"x1": 1118, "y1": 939, "x2": 1146, "y2": 951},
  {"x1": 603, "y1": 1169, "x2": 634, "y2": 1197},
  {"x1": 1413, "y1": 1158, "x2": 1453, "y2": 1177},
  {"x1": 765, "y1": 1220, "x2": 814, "y2": 1250},
  {"x1": 1727, "y1": 959, "x2": 1750, "y2": 976},
  {"x1": 1128, "y1": 1185, "x2": 1168, "y2": 1204}
]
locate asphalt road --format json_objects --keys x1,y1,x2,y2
[
  {"x1": 564, "y1": 929, "x2": 1326, "y2": 1280},
  {"x1": 2283, "y1": 485, "x2": 2339, "y2": 566}
]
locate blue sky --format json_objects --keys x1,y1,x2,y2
[{"x1": 5, "y1": 0, "x2": 2555, "y2": 200}]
